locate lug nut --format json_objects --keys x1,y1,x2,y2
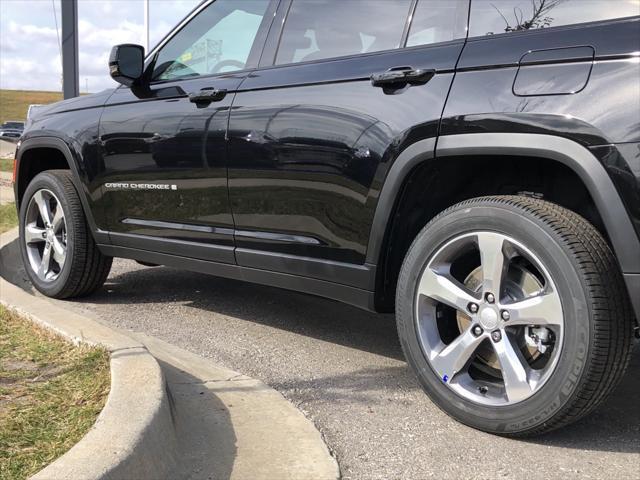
[
  {"x1": 472, "y1": 325, "x2": 484, "y2": 337},
  {"x1": 501, "y1": 310, "x2": 510, "y2": 321},
  {"x1": 485, "y1": 293, "x2": 495, "y2": 304},
  {"x1": 491, "y1": 330, "x2": 502, "y2": 342},
  {"x1": 468, "y1": 302, "x2": 479, "y2": 314}
]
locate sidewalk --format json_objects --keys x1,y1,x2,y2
[
  {"x1": 0, "y1": 172, "x2": 14, "y2": 205},
  {"x1": 133, "y1": 332, "x2": 339, "y2": 480}
]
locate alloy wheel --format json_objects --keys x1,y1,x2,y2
[
  {"x1": 24, "y1": 189, "x2": 68, "y2": 282},
  {"x1": 414, "y1": 231, "x2": 564, "y2": 406}
]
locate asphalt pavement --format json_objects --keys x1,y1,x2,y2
[{"x1": 5, "y1": 253, "x2": 640, "y2": 480}]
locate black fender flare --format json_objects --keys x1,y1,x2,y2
[
  {"x1": 15, "y1": 136, "x2": 109, "y2": 244},
  {"x1": 366, "y1": 133, "x2": 640, "y2": 275}
]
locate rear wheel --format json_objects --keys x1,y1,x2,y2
[
  {"x1": 19, "y1": 170, "x2": 112, "y2": 298},
  {"x1": 396, "y1": 195, "x2": 634, "y2": 435}
]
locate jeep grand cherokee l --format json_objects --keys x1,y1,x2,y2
[{"x1": 13, "y1": 0, "x2": 640, "y2": 435}]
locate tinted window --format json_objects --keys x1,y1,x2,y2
[
  {"x1": 275, "y1": 0, "x2": 412, "y2": 65},
  {"x1": 152, "y1": 0, "x2": 270, "y2": 81},
  {"x1": 407, "y1": 0, "x2": 469, "y2": 47},
  {"x1": 470, "y1": 0, "x2": 639, "y2": 37}
]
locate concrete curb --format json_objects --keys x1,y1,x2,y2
[
  {"x1": 1, "y1": 227, "x2": 340, "y2": 479},
  {"x1": 1, "y1": 229, "x2": 179, "y2": 480}
]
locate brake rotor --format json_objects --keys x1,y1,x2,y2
[{"x1": 456, "y1": 263, "x2": 545, "y2": 373}]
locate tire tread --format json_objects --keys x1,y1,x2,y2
[
  {"x1": 397, "y1": 195, "x2": 634, "y2": 436},
  {"x1": 20, "y1": 170, "x2": 111, "y2": 299}
]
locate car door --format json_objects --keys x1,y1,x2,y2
[
  {"x1": 96, "y1": 0, "x2": 277, "y2": 263},
  {"x1": 227, "y1": 0, "x2": 469, "y2": 286}
]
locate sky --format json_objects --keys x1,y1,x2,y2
[
  {"x1": 0, "y1": 0, "x2": 201, "y2": 92},
  {"x1": 2, "y1": 0, "x2": 639, "y2": 93}
]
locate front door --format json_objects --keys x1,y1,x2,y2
[
  {"x1": 97, "y1": 0, "x2": 276, "y2": 263},
  {"x1": 227, "y1": 0, "x2": 468, "y2": 282}
]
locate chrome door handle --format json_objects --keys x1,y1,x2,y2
[
  {"x1": 371, "y1": 67, "x2": 436, "y2": 87},
  {"x1": 188, "y1": 88, "x2": 227, "y2": 106}
]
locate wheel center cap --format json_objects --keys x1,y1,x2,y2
[{"x1": 479, "y1": 307, "x2": 499, "y2": 330}]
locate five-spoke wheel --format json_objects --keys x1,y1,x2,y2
[
  {"x1": 416, "y1": 231, "x2": 563, "y2": 406},
  {"x1": 24, "y1": 189, "x2": 67, "y2": 282},
  {"x1": 396, "y1": 196, "x2": 634, "y2": 435},
  {"x1": 19, "y1": 170, "x2": 112, "y2": 298}
]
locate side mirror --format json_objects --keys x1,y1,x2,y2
[{"x1": 109, "y1": 44, "x2": 145, "y2": 87}]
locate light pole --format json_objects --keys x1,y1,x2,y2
[
  {"x1": 143, "y1": 0, "x2": 150, "y2": 53},
  {"x1": 61, "y1": 0, "x2": 79, "y2": 99}
]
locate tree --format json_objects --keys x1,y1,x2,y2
[{"x1": 492, "y1": 0, "x2": 567, "y2": 32}]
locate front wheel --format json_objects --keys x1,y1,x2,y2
[
  {"x1": 19, "y1": 170, "x2": 112, "y2": 298},
  {"x1": 396, "y1": 195, "x2": 634, "y2": 436}
]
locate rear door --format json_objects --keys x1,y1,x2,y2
[
  {"x1": 97, "y1": 0, "x2": 276, "y2": 263},
  {"x1": 227, "y1": 0, "x2": 468, "y2": 285}
]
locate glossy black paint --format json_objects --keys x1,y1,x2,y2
[
  {"x1": 96, "y1": 74, "x2": 244, "y2": 255},
  {"x1": 227, "y1": 42, "x2": 463, "y2": 264},
  {"x1": 459, "y1": 16, "x2": 640, "y2": 69},
  {"x1": 16, "y1": 88, "x2": 114, "y2": 229},
  {"x1": 441, "y1": 16, "x2": 640, "y2": 240},
  {"x1": 590, "y1": 142, "x2": 640, "y2": 238},
  {"x1": 443, "y1": 18, "x2": 640, "y2": 145},
  {"x1": 13, "y1": 1, "x2": 640, "y2": 318}
]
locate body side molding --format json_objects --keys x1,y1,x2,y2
[
  {"x1": 98, "y1": 244, "x2": 376, "y2": 311},
  {"x1": 105, "y1": 231, "x2": 376, "y2": 289},
  {"x1": 236, "y1": 248, "x2": 376, "y2": 289},
  {"x1": 109, "y1": 232, "x2": 236, "y2": 264}
]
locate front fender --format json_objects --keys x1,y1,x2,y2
[{"x1": 15, "y1": 136, "x2": 109, "y2": 245}]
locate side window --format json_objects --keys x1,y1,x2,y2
[
  {"x1": 275, "y1": 0, "x2": 412, "y2": 65},
  {"x1": 407, "y1": 0, "x2": 469, "y2": 47},
  {"x1": 152, "y1": 0, "x2": 271, "y2": 81},
  {"x1": 470, "y1": 0, "x2": 639, "y2": 37}
]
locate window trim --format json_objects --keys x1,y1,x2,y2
[
  {"x1": 400, "y1": 0, "x2": 420, "y2": 48},
  {"x1": 466, "y1": 3, "x2": 640, "y2": 41},
  {"x1": 404, "y1": 0, "x2": 471, "y2": 48},
  {"x1": 143, "y1": 0, "x2": 281, "y2": 86},
  {"x1": 250, "y1": 36, "x2": 466, "y2": 80}
]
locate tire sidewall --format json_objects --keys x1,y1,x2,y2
[
  {"x1": 396, "y1": 202, "x2": 591, "y2": 434},
  {"x1": 19, "y1": 172, "x2": 79, "y2": 297}
]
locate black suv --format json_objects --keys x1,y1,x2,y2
[{"x1": 13, "y1": 0, "x2": 640, "y2": 436}]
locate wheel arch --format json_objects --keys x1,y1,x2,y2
[
  {"x1": 15, "y1": 137, "x2": 107, "y2": 244},
  {"x1": 368, "y1": 133, "x2": 640, "y2": 314}
]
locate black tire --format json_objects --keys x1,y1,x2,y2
[
  {"x1": 396, "y1": 195, "x2": 635, "y2": 436},
  {"x1": 19, "y1": 170, "x2": 112, "y2": 298}
]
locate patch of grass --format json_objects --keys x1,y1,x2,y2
[
  {"x1": 0, "y1": 158, "x2": 13, "y2": 172},
  {"x1": 0, "y1": 306, "x2": 110, "y2": 480},
  {"x1": 0, "y1": 203, "x2": 18, "y2": 234},
  {"x1": 0, "y1": 90, "x2": 63, "y2": 124}
]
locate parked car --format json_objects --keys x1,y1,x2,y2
[
  {"x1": 1, "y1": 120, "x2": 24, "y2": 131},
  {"x1": 13, "y1": 0, "x2": 640, "y2": 436},
  {"x1": 0, "y1": 120, "x2": 24, "y2": 141},
  {"x1": 0, "y1": 129, "x2": 22, "y2": 139}
]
